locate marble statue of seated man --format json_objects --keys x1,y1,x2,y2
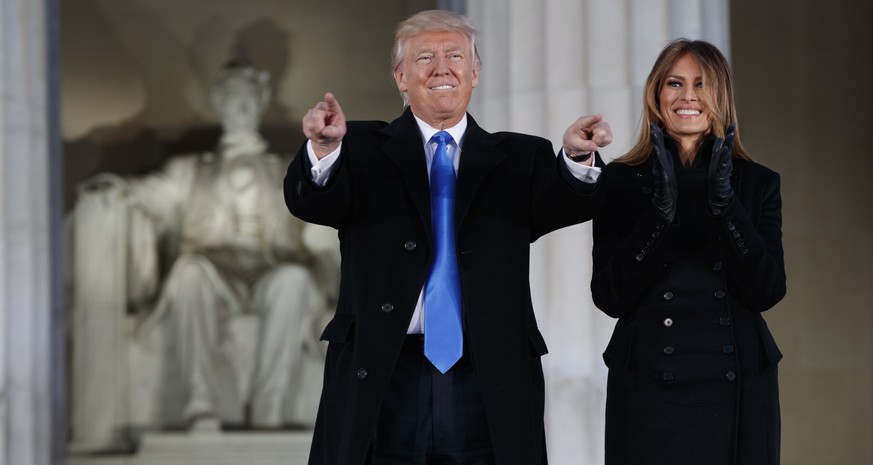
[{"x1": 68, "y1": 61, "x2": 338, "y2": 444}]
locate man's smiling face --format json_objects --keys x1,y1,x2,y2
[{"x1": 393, "y1": 30, "x2": 479, "y2": 129}]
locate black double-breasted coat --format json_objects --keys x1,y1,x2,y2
[
  {"x1": 591, "y1": 137, "x2": 785, "y2": 465},
  {"x1": 284, "y1": 108, "x2": 604, "y2": 465}
]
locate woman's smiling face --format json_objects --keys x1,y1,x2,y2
[{"x1": 658, "y1": 53, "x2": 712, "y2": 147}]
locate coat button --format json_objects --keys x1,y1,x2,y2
[
  {"x1": 663, "y1": 346, "x2": 675, "y2": 355},
  {"x1": 646, "y1": 239, "x2": 654, "y2": 247},
  {"x1": 719, "y1": 317, "x2": 731, "y2": 326},
  {"x1": 662, "y1": 291, "x2": 674, "y2": 301},
  {"x1": 662, "y1": 372, "x2": 674, "y2": 381},
  {"x1": 733, "y1": 230, "x2": 741, "y2": 239},
  {"x1": 723, "y1": 344, "x2": 735, "y2": 354},
  {"x1": 296, "y1": 180, "x2": 304, "y2": 196},
  {"x1": 403, "y1": 241, "x2": 417, "y2": 251},
  {"x1": 712, "y1": 261, "x2": 723, "y2": 271},
  {"x1": 714, "y1": 290, "x2": 726, "y2": 299},
  {"x1": 635, "y1": 253, "x2": 644, "y2": 262},
  {"x1": 356, "y1": 368, "x2": 368, "y2": 380},
  {"x1": 663, "y1": 318, "x2": 674, "y2": 327},
  {"x1": 725, "y1": 371, "x2": 737, "y2": 381},
  {"x1": 381, "y1": 303, "x2": 394, "y2": 313},
  {"x1": 663, "y1": 262, "x2": 675, "y2": 271}
]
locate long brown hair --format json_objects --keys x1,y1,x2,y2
[{"x1": 616, "y1": 39, "x2": 751, "y2": 165}]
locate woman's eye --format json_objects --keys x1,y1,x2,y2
[
  {"x1": 695, "y1": 82, "x2": 704, "y2": 88},
  {"x1": 667, "y1": 81, "x2": 681, "y2": 88}
]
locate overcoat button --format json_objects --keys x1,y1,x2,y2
[
  {"x1": 733, "y1": 231, "x2": 741, "y2": 239},
  {"x1": 381, "y1": 303, "x2": 394, "y2": 313},
  {"x1": 296, "y1": 181, "x2": 304, "y2": 196},
  {"x1": 714, "y1": 290, "x2": 726, "y2": 299},
  {"x1": 663, "y1": 318, "x2": 674, "y2": 327},
  {"x1": 403, "y1": 241, "x2": 417, "y2": 251},
  {"x1": 662, "y1": 372, "x2": 674, "y2": 381},
  {"x1": 723, "y1": 344, "x2": 735, "y2": 354},
  {"x1": 635, "y1": 253, "x2": 644, "y2": 262},
  {"x1": 646, "y1": 239, "x2": 654, "y2": 247},
  {"x1": 356, "y1": 368, "x2": 368, "y2": 380},
  {"x1": 663, "y1": 346, "x2": 675, "y2": 355},
  {"x1": 719, "y1": 317, "x2": 731, "y2": 326},
  {"x1": 663, "y1": 262, "x2": 675, "y2": 271},
  {"x1": 663, "y1": 291, "x2": 674, "y2": 301},
  {"x1": 725, "y1": 371, "x2": 737, "y2": 381},
  {"x1": 712, "y1": 261, "x2": 723, "y2": 271}
]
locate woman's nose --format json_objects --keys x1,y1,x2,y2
[{"x1": 682, "y1": 87, "x2": 698, "y2": 102}]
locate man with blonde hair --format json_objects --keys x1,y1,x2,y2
[{"x1": 286, "y1": 10, "x2": 612, "y2": 465}]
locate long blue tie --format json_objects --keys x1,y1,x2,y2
[{"x1": 424, "y1": 131, "x2": 463, "y2": 374}]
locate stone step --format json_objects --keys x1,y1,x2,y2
[{"x1": 68, "y1": 431, "x2": 312, "y2": 465}]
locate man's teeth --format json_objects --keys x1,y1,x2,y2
[
  {"x1": 676, "y1": 109, "x2": 700, "y2": 115},
  {"x1": 431, "y1": 85, "x2": 453, "y2": 90}
]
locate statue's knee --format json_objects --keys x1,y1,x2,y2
[
  {"x1": 161, "y1": 256, "x2": 221, "y2": 307},
  {"x1": 167, "y1": 256, "x2": 213, "y2": 286},
  {"x1": 259, "y1": 264, "x2": 317, "y2": 307},
  {"x1": 271, "y1": 264, "x2": 312, "y2": 286}
]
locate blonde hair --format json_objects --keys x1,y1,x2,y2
[
  {"x1": 616, "y1": 39, "x2": 751, "y2": 165},
  {"x1": 391, "y1": 10, "x2": 481, "y2": 106}
]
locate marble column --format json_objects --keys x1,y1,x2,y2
[
  {"x1": 466, "y1": 1, "x2": 729, "y2": 463},
  {"x1": 0, "y1": 0, "x2": 63, "y2": 464}
]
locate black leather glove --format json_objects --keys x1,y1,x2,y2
[
  {"x1": 650, "y1": 124, "x2": 678, "y2": 222},
  {"x1": 708, "y1": 124, "x2": 736, "y2": 215}
]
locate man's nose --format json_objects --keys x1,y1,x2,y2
[{"x1": 431, "y1": 56, "x2": 450, "y2": 74}]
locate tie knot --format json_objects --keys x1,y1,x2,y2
[{"x1": 431, "y1": 131, "x2": 452, "y2": 145}]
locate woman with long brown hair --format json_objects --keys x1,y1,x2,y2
[{"x1": 592, "y1": 39, "x2": 785, "y2": 464}]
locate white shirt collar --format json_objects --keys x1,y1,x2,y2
[{"x1": 413, "y1": 114, "x2": 467, "y2": 148}]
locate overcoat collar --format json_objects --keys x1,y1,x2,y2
[{"x1": 379, "y1": 108, "x2": 506, "y2": 235}]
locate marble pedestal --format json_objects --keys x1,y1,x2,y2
[{"x1": 67, "y1": 431, "x2": 313, "y2": 465}]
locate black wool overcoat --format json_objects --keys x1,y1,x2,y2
[
  {"x1": 591, "y1": 137, "x2": 785, "y2": 465},
  {"x1": 284, "y1": 108, "x2": 604, "y2": 465}
]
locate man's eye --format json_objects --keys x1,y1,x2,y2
[
  {"x1": 450, "y1": 53, "x2": 463, "y2": 60},
  {"x1": 418, "y1": 56, "x2": 433, "y2": 63}
]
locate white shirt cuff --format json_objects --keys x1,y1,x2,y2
[{"x1": 307, "y1": 140, "x2": 342, "y2": 186}]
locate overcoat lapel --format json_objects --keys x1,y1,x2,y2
[
  {"x1": 380, "y1": 109, "x2": 432, "y2": 236},
  {"x1": 455, "y1": 115, "x2": 505, "y2": 226}
]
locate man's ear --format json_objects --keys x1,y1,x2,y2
[{"x1": 393, "y1": 68, "x2": 407, "y2": 93}]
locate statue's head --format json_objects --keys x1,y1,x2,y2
[{"x1": 210, "y1": 60, "x2": 271, "y2": 135}]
